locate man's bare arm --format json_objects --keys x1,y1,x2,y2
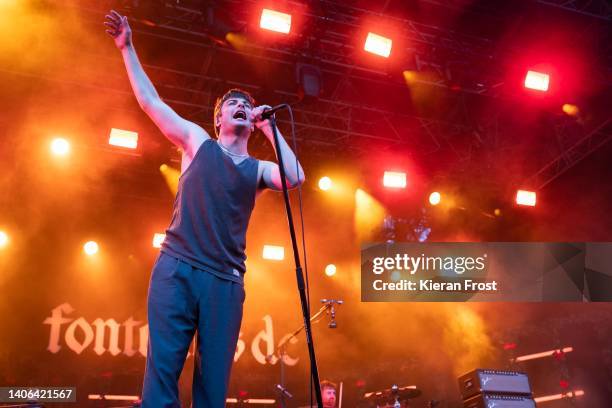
[
  {"x1": 104, "y1": 10, "x2": 208, "y2": 155},
  {"x1": 251, "y1": 106, "x2": 305, "y2": 191}
]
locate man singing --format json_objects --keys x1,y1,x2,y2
[{"x1": 104, "y1": 10, "x2": 305, "y2": 408}]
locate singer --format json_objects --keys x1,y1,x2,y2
[{"x1": 104, "y1": 10, "x2": 305, "y2": 408}]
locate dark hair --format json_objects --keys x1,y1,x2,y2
[
  {"x1": 320, "y1": 380, "x2": 337, "y2": 392},
  {"x1": 213, "y1": 88, "x2": 256, "y2": 137}
]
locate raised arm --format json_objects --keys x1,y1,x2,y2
[{"x1": 104, "y1": 10, "x2": 208, "y2": 155}]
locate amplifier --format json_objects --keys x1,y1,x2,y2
[
  {"x1": 458, "y1": 369, "x2": 532, "y2": 399},
  {"x1": 463, "y1": 393, "x2": 536, "y2": 408}
]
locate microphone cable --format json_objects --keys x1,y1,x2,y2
[{"x1": 284, "y1": 104, "x2": 315, "y2": 407}]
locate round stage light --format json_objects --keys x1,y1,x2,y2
[
  {"x1": 50, "y1": 138, "x2": 70, "y2": 156},
  {"x1": 325, "y1": 264, "x2": 336, "y2": 276},
  {"x1": 562, "y1": 103, "x2": 579, "y2": 117},
  {"x1": 0, "y1": 231, "x2": 9, "y2": 248},
  {"x1": 83, "y1": 241, "x2": 99, "y2": 256},
  {"x1": 318, "y1": 176, "x2": 332, "y2": 191},
  {"x1": 429, "y1": 191, "x2": 441, "y2": 205}
]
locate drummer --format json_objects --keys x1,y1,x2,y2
[
  {"x1": 297, "y1": 380, "x2": 338, "y2": 408},
  {"x1": 321, "y1": 380, "x2": 338, "y2": 408}
]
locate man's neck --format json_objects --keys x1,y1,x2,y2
[{"x1": 218, "y1": 132, "x2": 249, "y2": 156}]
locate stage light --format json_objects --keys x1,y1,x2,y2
[
  {"x1": 534, "y1": 390, "x2": 584, "y2": 403},
  {"x1": 88, "y1": 395, "x2": 140, "y2": 401},
  {"x1": 50, "y1": 137, "x2": 70, "y2": 156},
  {"x1": 403, "y1": 70, "x2": 417, "y2": 83},
  {"x1": 259, "y1": 9, "x2": 291, "y2": 34},
  {"x1": 516, "y1": 189, "x2": 536, "y2": 206},
  {"x1": 159, "y1": 163, "x2": 180, "y2": 196},
  {"x1": 514, "y1": 346, "x2": 573, "y2": 362},
  {"x1": 354, "y1": 189, "x2": 386, "y2": 242},
  {"x1": 318, "y1": 176, "x2": 332, "y2": 191},
  {"x1": 152, "y1": 233, "x2": 166, "y2": 248},
  {"x1": 83, "y1": 241, "x2": 99, "y2": 256},
  {"x1": 364, "y1": 32, "x2": 392, "y2": 58},
  {"x1": 429, "y1": 191, "x2": 441, "y2": 205},
  {"x1": 325, "y1": 264, "x2": 336, "y2": 277},
  {"x1": 109, "y1": 128, "x2": 138, "y2": 149},
  {"x1": 524, "y1": 70, "x2": 549, "y2": 91},
  {"x1": 297, "y1": 63, "x2": 322, "y2": 99},
  {"x1": 383, "y1": 171, "x2": 406, "y2": 188},
  {"x1": 226, "y1": 398, "x2": 276, "y2": 404},
  {"x1": 562, "y1": 103, "x2": 579, "y2": 117},
  {"x1": 0, "y1": 230, "x2": 8, "y2": 248},
  {"x1": 262, "y1": 245, "x2": 284, "y2": 261}
]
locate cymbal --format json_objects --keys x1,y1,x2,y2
[{"x1": 363, "y1": 385, "x2": 422, "y2": 403}]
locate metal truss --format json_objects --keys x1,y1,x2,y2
[
  {"x1": 524, "y1": 117, "x2": 612, "y2": 190},
  {"x1": 48, "y1": 1, "x2": 612, "y2": 173},
  {"x1": 537, "y1": 0, "x2": 612, "y2": 21},
  {"x1": 134, "y1": 60, "x2": 470, "y2": 156},
  {"x1": 74, "y1": 0, "x2": 506, "y2": 95}
]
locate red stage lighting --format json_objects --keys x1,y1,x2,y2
[
  {"x1": 83, "y1": 241, "x2": 99, "y2": 256},
  {"x1": 259, "y1": 9, "x2": 291, "y2": 34},
  {"x1": 383, "y1": 171, "x2": 406, "y2": 188},
  {"x1": 0, "y1": 230, "x2": 9, "y2": 248},
  {"x1": 429, "y1": 192, "x2": 441, "y2": 206},
  {"x1": 364, "y1": 32, "x2": 392, "y2": 58},
  {"x1": 562, "y1": 103, "x2": 579, "y2": 117},
  {"x1": 152, "y1": 233, "x2": 166, "y2": 248},
  {"x1": 516, "y1": 190, "x2": 536, "y2": 207},
  {"x1": 262, "y1": 245, "x2": 284, "y2": 261},
  {"x1": 109, "y1": 128, "x2": 138, "y2": 149},
  {"x1": 534, "y1": 390, "x2": 584, "y2": 403},
  {"x1": 318, "y1": 176, "x2": 332, "y2": 191},
  {"x1": 50, "y1": 137, "x2": 71, "y2": 157},
  {"x1": 524, "y1": 70, "x2": 549, "y2": 91}
]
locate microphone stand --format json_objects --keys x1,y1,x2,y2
[
  {"x1": 267, "y1": 111, "x2": 323, "y2": 408},
  {"x1": 270, "y1": 303, "x2": 331, "y2": 408}
]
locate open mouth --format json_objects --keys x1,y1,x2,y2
[{"x1": 233, "y1": 111, "x2": 247, "y2": 120}]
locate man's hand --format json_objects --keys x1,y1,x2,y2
[
  {"x1": 251, "y1": 105, "x2": 274, "y2": 136},
  {"x1": 104, "y1": 10, "x2": 132, "y2": 50}
]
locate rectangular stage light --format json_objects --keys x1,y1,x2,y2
[
  {"x1": 109, "y1": 128, "x2": 138, "y2": 149},
  {"x1": 262, "y1": 244, "x2": 284, "y2": 261},
  {"x1": 514, "y1": 346, "x2": 573, "y2": 362},
  {"x1": 152, "y1": 233, "x2": 166, "y2": 248},
  {"x1": 89, "y1": 394, "x2": 140, "y2": 401},
  {"x1": 524, "y1": 70, "x2": 549, "y2": 91},
  {"x1": 383, "y1": 171, "x2": 407, "y2": 188},
  {"x1": 227, "y1": 399, "x2": 276, "y2": 404},
  {"x1": 260, "y1": 9, "x2": 291, "y2": 34},
  {"x1": 534, "y1": 390, "x2": 584, "y2": 403},
  {"x1": 364, "y1": 32, "x2": 392, "y2": 58},
  {"x1": 516, "y1": 189, "x2": 536, "y2": 206}
]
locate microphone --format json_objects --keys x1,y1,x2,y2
[
  {"x1": 321, "y1": 299, "x2": 343, "y2": 328},
  {"x1": 275, "y1": 384, "x2": 293, "y2": 399},
  {"x1": 261, "y1": 104, "x2": 288, "y2": 120}
]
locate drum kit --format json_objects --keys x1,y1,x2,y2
[{"x1": 270, "y1": 301, "x2": 439, "y2": 408}]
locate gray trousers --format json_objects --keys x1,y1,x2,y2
[{"x1": 141, "y1": 252, "x2": 245, "y2": 408}]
